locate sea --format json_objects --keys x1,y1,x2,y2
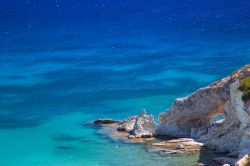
[{"x1": 0, "y1": 0, "x2": 250, "y2": 165}]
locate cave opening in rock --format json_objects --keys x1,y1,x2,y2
[{"x1": 210, "y1": 113, "x2": 225, "y2": 125}]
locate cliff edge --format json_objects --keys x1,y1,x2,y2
[
  {"x1": 95, "y1": 65, "x2": 250, "y2": 165},
  {"x1": 158, "y1": 65, "x2": 250, "y2": 159}
]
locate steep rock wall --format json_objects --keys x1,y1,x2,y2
[{"x1": 157, "y1": 65, "x2": 250, "y2": 154}]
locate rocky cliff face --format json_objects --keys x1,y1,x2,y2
[
  {"x1": 95, "y1": 65, "x2": 250, "y2": 165},
  {"x1": 158, "y1": 65, "x2": 250, "y2": 157}
]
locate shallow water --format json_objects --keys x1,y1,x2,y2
[{"x1": 0, "y1": 0, "x2": 250, "y2": 165}]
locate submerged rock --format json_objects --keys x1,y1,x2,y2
[
  {"x1": 55, "y1": 145, "x2": 75, "y2": 150},
  {"x1": 94, "y1": 119, "x2": 119, "y2": 125}
]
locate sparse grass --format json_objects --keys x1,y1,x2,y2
[{"x1": 239, "y1": 76, "x2": 250, "y2": 102}]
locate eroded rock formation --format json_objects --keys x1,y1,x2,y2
[
  {"x1": 157, "y1": 65, "x2": 250, "y2": 165},
  {"x1": 95, "y1": 65, "x2": 250, "y2": 165},
  {"x1": 95, "y1": 109, "x2": 157, "y2": 139},
  {"x1": 158, "y1": 65, "x2": 250, "y2": 156},
  {"x1": 130, "y1": 109, "x2": 157, "y2": 138}
]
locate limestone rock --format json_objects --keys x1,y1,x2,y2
[
  {"x1": 158, "y1": 65, "x2": 250, "y2": 157},
  {"x1": 117, "y1": 116, "x2": 137, "y2": 132},
  {"x1": 150, "y1": 138, "x2": 203, "y2": 155},
  {"x1": 213, "y1": 157, "x2": 237, "y2": 166},
  {"x1": 236, "y1": 155, "x2": 250, "y2": 166},
  {"x1": 176, "y1": 143, "x2": 184, "y2": 149},
  {"x1": 127, "y1": 135, "x2": 135, "y2": 139},
  {"x1": 130, "y1": 109, "x2": 157, "y2": 138},
  {"x1": 114, "y1": 109, "x2": 157, "y2": 138}
]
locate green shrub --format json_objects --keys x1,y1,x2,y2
[{"x1": 239, "y1": 76, "x2": 250, "y2": 102}]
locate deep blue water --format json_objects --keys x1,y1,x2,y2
[{"x1": 0, "y1": 0, "x2": 250, "y2": 165}]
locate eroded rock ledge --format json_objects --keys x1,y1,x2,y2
[
  {"x1": 158, "y1": 65, "x2": 250, "y2": 163},
  {"x1": 94, "y1": 65, "x2": 250, "y2": 166},
  {"x1": 94, "y1": 111, "x2": 207, "y2": 157}
]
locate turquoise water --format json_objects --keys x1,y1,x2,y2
[
  {"x1": 1, "y1": 0, "x2": 250, "y2": 165},
  {"x1": 0, "y1": 112, "x2": 202, "y2": 166}
]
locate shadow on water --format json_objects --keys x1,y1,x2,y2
[
  {"x1": 55, "y1": 146, "x2": 75, "y2": 150},
  {"x1": 196, "y1": 147, "x2": 235, "y2": 166},
  {"x1": 51, "y1": 134, "x2": 88, "y2": 142}
]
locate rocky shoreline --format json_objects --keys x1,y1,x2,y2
[
  {"x1": 94, "y1": 65, "x2": 250, "y2": 166},
  {"x1": 94, "y1": 114, "x2": 236, "y2": 166}
]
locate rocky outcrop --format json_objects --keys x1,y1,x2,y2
[
  {"x1": 235, "y1": 155, "x2": 250, "y2": 166},
  {"x1": 94, "y1": 119, "x2": 119, "y2": 125},
  {"x1": 148, "y1": 138, "x2": 206, "y2": 157},
  {"x1": 117, "y1": 116, "x2": 137, "y2": 132},
  {"x1": 198, "y1": 82, "x2": 242, "y2": 153},
  {"x1": 130, "y1": 109, "x2": 157, "y2": 138},
  {"x1": 95, "y1": 65, "x2": 250, "y2": 165},
  {"x1": 158, "y1": 75, "x2": 234, "y2": 137},
  {"x1": 157, "y1": 65, "x2": 250, "y2": 165},
  {"x1": 96, "y1": 109, "x2": 157, "y2": 140}
]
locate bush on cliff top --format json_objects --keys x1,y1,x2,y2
[{"x1": 239, "y1": 76, "x2": 250, "y2": 102}]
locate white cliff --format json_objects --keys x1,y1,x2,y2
[
  {"x1": 157, "y1": 65, "x2": 250, "y2": 165},
  {"x1": 95, "y1": 65, "x2": 250, "y2": 165}
]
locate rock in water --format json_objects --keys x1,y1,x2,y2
[
  {"x1": 130, "y1": 109, "x2": 157, "y2": 138},
  {"x1": 115, "y1": 109, "x2": 157, "y2": 138},
  {"x1": 95, "y1": 110, "x2": 157, "y2": 143},
  {"x1": 176, "y1": 143, "x2": 184, "y2": 149},
  {"x1": 94, "y1": 119, "x2": 119, "y2": 125},
  {"x1": 117, "y1": 116, "x2": 137, "y2": 132},
  {"x1": 128, "y1": 135, "x2": 135, "y2": 139}
]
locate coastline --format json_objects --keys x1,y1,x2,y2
[
  {"x1": 94, "y1": 116, "x2": 236, "y2": 166},
  {"x1": 94, "y1": 65, "x2": 250, "y2": 166}
]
